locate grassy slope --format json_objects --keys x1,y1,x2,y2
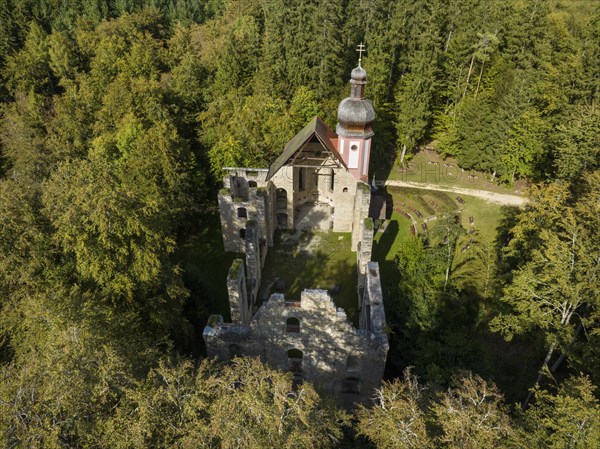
[
  {"x1": 373, "y1": 186, "x2": 541, "y2": 402},
  {"x1": 381, "y1": 150, "x2": 528, "y2": 195}
]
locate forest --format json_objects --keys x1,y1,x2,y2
[{"x1": 0, "y1": 0, "x2": 598, "y2": 447}]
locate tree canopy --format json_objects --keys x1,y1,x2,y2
[{"x1": 0, "y1": 1, "x2": 599, "y2": 447}]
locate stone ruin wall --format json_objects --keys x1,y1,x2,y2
[
  {"x1": 218, "y1": 168, "x2": 271, "y2": 253},
  {"x1": 204, "y1": 269, "x2": 388, "y2": 408},
  {"x1": 208, "y1": 167, "x2": 388, "y2": 408}
]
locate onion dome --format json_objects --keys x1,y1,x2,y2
[
  {"x1": 351, "y1": 65, "x2": 367, "y2": 81},
  {"x1": 336, "y1": 65, "x2": 375, "y2": 138}
]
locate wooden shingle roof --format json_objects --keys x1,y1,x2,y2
[{"x1": 266, "y1": 116, "x2": 345, "y2": 180}]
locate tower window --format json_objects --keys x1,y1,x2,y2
[
  {"x1": 237, "y1": 207, "x2": 247, "y2": 218},
  {"x1": 348, "y1": 142, "x2": 360, "y2": 168},
  {"x1": 286, "y1": 317, "x2": 300, "y2": 333},
  {"x1": 239, "y1": 229, "x2": 246, "y2": 239},
  {"x1": 343, "y1": 187, "x2": 348, "y2": 193}
]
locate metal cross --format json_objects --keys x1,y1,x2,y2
[{"x1": 356, "y1": 42, "x2": 366, "y2": 66}]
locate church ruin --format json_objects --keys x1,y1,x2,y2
[{"x1": 203, "y1": 61, "x2": 389, "y2": 407}]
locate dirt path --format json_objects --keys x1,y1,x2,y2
[{"x1": 382, "y1": 180, "x2": 528, "y2": 206}]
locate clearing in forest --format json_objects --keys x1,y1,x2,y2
[{"x1": 259, "y1": 230, "x2": 359, "y2": 326}]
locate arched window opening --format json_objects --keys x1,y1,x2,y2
[
  {"x1": 286, "y1": 317, "x2": 300, "y2": 333},
  {"x1": 248, "y1": 181, "x2": 257, "y2": 188},
  {"x1": 342, "y1": 377, "x2": 361, "y2": 394},
  {"x1": 237, "y1": 207, "x2": 247, "y2": 218},
  {"x1": 235, "y1": 177, "x2": 249, "y2": 200},
  {"x1": 351, "y1": 144, "x2": 358, "y2": 151},
  {"x1": 276, "y1": 188, "x2": 287, "y2": 211},
  {"x1": 346, "y1": 355, "x2": 359, "y2": 371},
  {"x1": 239, "y1": 229, "x2": 246, "y2": 239},
  {"x1": 287, "y1": 349, "x2": 303, "y2": 373},
  {"x1": 343, "y1": 187, "x2": 348, "y2": 192}
]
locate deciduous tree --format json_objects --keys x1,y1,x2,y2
[{"x1": 356, "y1": 368, "x2": 431, "y2": 449}]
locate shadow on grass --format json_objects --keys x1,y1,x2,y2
[
  {"x1": 372, "y1": 220, "x2": 399, "y2": 290},
  {"x1": 176, "y1": 213, "x2": 237, "y2": 356},
  {"x1": 260, "y1": 231, "x2": 359, "y2": 326},
  {"x1": 374, "y1": 203, "x2": 545, "y2": 404}
]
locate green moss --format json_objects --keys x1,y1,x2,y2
[
  {"x1": 364, "y1": 217, "x2": 374, "y2": 231},
  {"x1": 207, "y1": 315, "x2": 223, "y2": 328},
  {"x1": 233, "y1": 197, "x2": 245, "y2": 203},
  {"x1": 357, "y1": 182, "x2": 371, "y2": 192},
  {"x1": 246, "y1": 220, "x2": 257, "y2": 228},
  {"x1": 257, "y1": 187, "x2": 267, "y2": 196},
  {"x1": 247, "y1": 170, "x2": 259, "y2": 176},
  {"x1": 219, "y1": 188, "x2": 231, "y2": 196},
  {"x1": 229, "y1": 258, "x2": 243, "y2": 278}
]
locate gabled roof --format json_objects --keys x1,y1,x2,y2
[{"x1": 266, "y1": 116, "x2": 346, "y2": 180}]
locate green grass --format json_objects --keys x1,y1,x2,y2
[
  {"x1": 385, "y1": 186, "x2": 509, "y2": 243},
  {"x1": 459, "y1": 196, "x2": 507, "y2": 242},
  {"x1": 380, "y1": 150, "x2": 527, "y2": 195},
  {"x1": 372, "y1": 210, "x2": 412, "y2": 294},
  {"x1": 260, "y1": 231, "x2": 359, "y2": 326},
  {"x1": 372, "y1": 186, "x2": 514, "y2": 294},
  {"x1": 177, "y1": 214, "x2": 238, "y2": 321}
]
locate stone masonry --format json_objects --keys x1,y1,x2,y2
[{"x1": 204, "y1": 62, "x2": 389, "y2": 407}]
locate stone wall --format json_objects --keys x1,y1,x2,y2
[
  {"x1": 219, "y1": 168, "x2": 272, "y2": 252},
  {"x1": 218, "y1": 191, "x2": 253, "y2": 253},
  {"x1": 204, "y1": 288, "x2": 388, "y2": 408},
  {"x1": 360, "y1": 262, "x2": 387, "y2": 337},
  {"x1": 358, "y1": 262, "x2": 388, "y2": 406},
  {"x1": 203, "y1": 315, "x2": 257, "y2": 360},
  {"x1": 357, "y1": 218, "x2": 374, "y2": 290},
  {"x1": 331, "y1": 169, "x2": 359, "y2": 232},
  {"x1": 269, "y1": 166, "x2": 295, "y2": 229},
  {"x1": 351, "y1": 183, "x2": 371, "y2": 251},
  {"x1": 244, "y1": 220, "x2": 261, "y2": 307},
  {"x1": 227, "y1": 259, "x2": 250, "y2": 324},
  {"x1": 268, "y1": 162, "x2": 360, "y2": 233}
]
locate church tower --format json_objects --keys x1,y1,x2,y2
[{"x1": 336, "y1": 47, "x2": 375, "y2": 183}]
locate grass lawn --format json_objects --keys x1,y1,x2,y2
[
  {"x1": 379, "y1": 150, "x2": 527, "y2": 196},
  {"x1": 177, "y1": 214, "x2": 238, "y2": 322},
  {"x1": 372, "y1": 186, "x2": 516, "y2": 295},
  {"x1": 372, "y1": 186, "x2": 543, "y2": 402},
  {"x1": 384, "y1": 185, "x2": 510, "y2": 242},
  {"x1": 259, "y1": 230, "x2": 359, "y2": 326}
]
